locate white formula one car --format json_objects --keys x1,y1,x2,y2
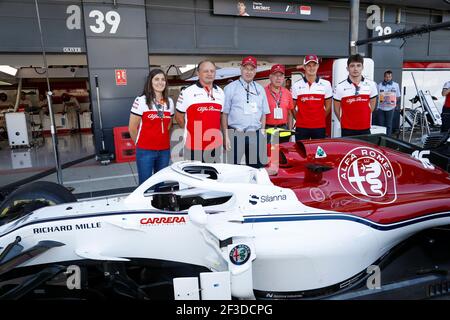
[{"x1": 0, "y1": 136, "x2": 450, "y2": 300}]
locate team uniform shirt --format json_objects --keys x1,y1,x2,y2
[
  {"x1": 264, "y1": 85, "x2": 294, "y2": 126},
  {"x1": 333, "y1": 77, "x2": 378, "y2": 130},
  {"x1": 223, "y1": 78, "x2": 270, "y2": 131},
  {"x1": 176, "y1": 82, "x2": 224, "y2": 151},
  {"x1": 130, "y1": 95, "x2": 174, "y2": 150},
  {"x1": 378, "y1": 81, "x2": 400, "y2": 111},
  {"x1": 291, "y1": 77, "x2": 332, "y2": 129},
  {"x1": 443, "y1": 81, "x2": 450, "y2": 108}
]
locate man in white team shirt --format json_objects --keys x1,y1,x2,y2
[
  {"x1": 291, "y1": 54, "x2": 332, "y2": 140},
  {"x1": 175, "y1": 60, "x2": 225, "y2": 163},
  {"x1": 333, "y1": 54, "x2": 378, "y2": 137}
]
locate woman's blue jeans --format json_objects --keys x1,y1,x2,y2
[{"x1": 136, "y1": 148, "x2": 170, "y2": 185}]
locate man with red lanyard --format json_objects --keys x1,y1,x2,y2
[
  {"x1": 441, "y1": 80, "x2": 450, "y2": 133},
  {"x1": 175, "y1": 60, "x2": 225, "y2": 163},
  {"x1": 264, "y1": 64, "x2": 294, "y2": 132},
  {"x1": 292, "y1": 55, "x2": 332, "y2": 140},
  {"x1": 333, "y1": 54, "x2": 378, "y2": 137}
]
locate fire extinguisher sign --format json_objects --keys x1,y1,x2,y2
[{"x1": 115, "y1": 69, "x2": 127, "y2": 86}]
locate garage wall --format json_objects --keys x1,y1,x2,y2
[
  {"x1": 0, "y1": 0, "x2": 85, "y2": 53},
  {"x1": 403, "y1": 8, "x2": 450, "y2": 61},
  {"x1": 0, "y1": 1, "x2": 448, "y2": 61},
  {"x1": 82, "y1": 0, "x2": 149, "y2": 155},
  {"x1": 370, "y1": 7, "x2": 405, "y2": 85},
  {"x1": 146, "y1": 0, "x2": 368, "y2": 57}
]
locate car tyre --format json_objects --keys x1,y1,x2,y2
[{"x1": 0, "y1": 181, "x2": 76, "y2": 225}]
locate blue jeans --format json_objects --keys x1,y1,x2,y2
[
  {"x1": 374, "y1": 109, "x2": 395, "y2": 135},
  {"x1": 136, "y1": 148, "x2": 170, "y2": 185}
]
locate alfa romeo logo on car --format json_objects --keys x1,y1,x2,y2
[
  {"x1": 229, "y1": 244, "x2": 251, "y2": 265},
  {"x1": 338, "y1": 147, "x2": 397, "y2": 204}
]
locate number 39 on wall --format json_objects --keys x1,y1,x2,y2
[
  {"x1": 89, "y1": 10, "x2": 121, "y2": 34},
  {"x1": 66, "y1": 5, "x2": 121, "y2": 34},
  {"x1": 374, "y1": 25, "x2": 392, "y2": 43},
  {"x1": 366, "y1": 4, "x2": 392, "y2": 44}
]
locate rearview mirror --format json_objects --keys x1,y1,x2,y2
[{"x1": 188, "y1": 205, "x2": 207, "y2": 227}]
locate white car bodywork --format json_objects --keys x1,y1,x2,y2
[{"x1": 1, "y1": 161, "x2": 449, "y2": 299}]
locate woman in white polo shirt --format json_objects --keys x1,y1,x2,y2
[{"x1": 129, "y1": 69, "x2": 174, "y2": 185}]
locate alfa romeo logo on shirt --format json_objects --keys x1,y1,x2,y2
[
  {"x1": 229, "y1": 244, "x2": 251, "y2": 265},
  {"x1": 197, "y1": 106, "x2": 221, "y2": 113},
  {"x1": 300, "y1": 96, "x2": 322, "y2": 102},
  {"x1": 346, "y1": 97, "x2": 368, "y2": 104},
  {"x1": 338, "y1": 147, "x2": 397, "y2": 204}
]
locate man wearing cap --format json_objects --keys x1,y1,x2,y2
[
  {"x1": 375, "y1": 70, "x2": 401, "y2": 136},
  {"x1": 291, "y1": 55, "x2": 332, "y2": 140},
  {"x1": 222, "y1": 56, "x2": 270, "y2": 168},
  {"x1": 265, "y1": 64, "x2": 294, "y2": 132},
  {"x1": 333, "y1": 54, "x2": 378, "y2": 137}
]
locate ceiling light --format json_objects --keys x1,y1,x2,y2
[
  {"x1": 0, "y1": 65, "x2": 18, "y2": 76},
  {"x1": 179, "y1": 64, "x2": 196, "y2": 73}
]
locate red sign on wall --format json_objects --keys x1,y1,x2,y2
[
  {"x1": 115, "y1": 69, "x2": 127, "y2": 86},
  {"x1": 300, "y1": 6, "x2": 311, "y2": 15}
]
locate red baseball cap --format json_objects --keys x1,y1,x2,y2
[
  {"x1": 241, "y1": 56, "x2": 257, "y2": 68},
  {"x1": 270, "y1": 64, "x2": 285, "y2": 75},
  {"x1": 303, "y1": 54, "x2": 319, "y2": 65}
]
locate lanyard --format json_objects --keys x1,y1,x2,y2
[
  {"x1": 152, "y1": 98, "x2": 165, "y2": 118},
  {"x1": 153, "y1": 98, "x2": 165, "y2": 133},
  {"x1": 269, "y1": 87, "x2": 283, "y2": 108},
  {"x1": 352, "y1": 83, "x2": 360, "y2": 96},
  {"x1": 239, "y1": 79, "x2": 259, "y2": 103},
  {"x1": 204, "y1": 86, "x2": 215, "y2": 101}
]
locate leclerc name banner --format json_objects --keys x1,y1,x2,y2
[{"x1": 213, "y1": 0, "x2": 329, "y2": 21}]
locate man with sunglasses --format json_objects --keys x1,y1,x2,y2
[
  {"x1": 222, "y1": 56, "x2": 270, "y2": 168},
  {"x1": 333, "y1": 54, "x2": 378, "y2": 137}
]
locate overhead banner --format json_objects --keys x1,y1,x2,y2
[{"x1": 213, "y1": 0, "x2": 329, "y2": 21}]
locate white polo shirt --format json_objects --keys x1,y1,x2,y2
[
  {"x1": 131, "y1": 95, "x2": 174, "y2": 150},
  {"x1": 333, "y1": 77, "x2": 378, "y2": 130},
  {"x1": 291, "y1": 76, "x2": 332, "y2": 128},
  {"x1": 176, "y1": 82, "x2": 224, "y2": 150}
]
